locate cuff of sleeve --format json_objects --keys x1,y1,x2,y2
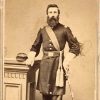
[
  {"x1": 64, "y1": 52, "x2": 76, "y2": 63},
  {"x1": 30, "y1": 48, "x2": 40, "y2": 57},
  {"x1": 69, "y1": 48, "x2": 80, "y2": 56},
  {"x1": 28, "y1": 51, "x2": 36, "y2": 59}
]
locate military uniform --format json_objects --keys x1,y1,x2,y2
[{"x1": 30, "y1": 23, "x2": 80, "y2": 95}]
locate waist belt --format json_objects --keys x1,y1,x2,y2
[{"x1": 43, "y1": 51, "x2": 63, "y2": 57}]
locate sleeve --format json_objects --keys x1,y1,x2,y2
[
  {"x1": 30, "y1": 28, "x2": 43, "y2": 57},
  {"x1": 65, "y1": 27, "x2": 81, "y2": 56}
]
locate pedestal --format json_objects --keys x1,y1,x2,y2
[
  {"x1": 4, "y1": 58, "x2": 41, "y2": 100},
  {"x1": 4, "y1": 59, "x2": 29, "y2": 100}
]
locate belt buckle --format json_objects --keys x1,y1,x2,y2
[{"x1": 48, "y1": 52, "x2": 53, "y2": 56}]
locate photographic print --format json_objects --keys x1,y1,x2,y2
[{"x1": 1, "y1": 0, "x2": 98, "y2": 100}]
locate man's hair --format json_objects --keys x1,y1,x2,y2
[{"x1": 46, "y1": 4, "x2": 60, "y2": 15}]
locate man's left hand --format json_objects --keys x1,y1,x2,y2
[
  {"x1": 63, "y1": 53, "x2": 76, "y2": 72},
  {"x1": 63, "y1": 59, "x2": 70, "y2": 72}
]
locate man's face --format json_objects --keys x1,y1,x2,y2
[
  {"x1": 47, "y1": 7, "x2": 59, "y2": 27},
  {"x1": 47, "y1": 7, "x2": 59, "y2": 19}
]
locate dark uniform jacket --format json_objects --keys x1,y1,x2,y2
[{"x1": 30, "y1": 23, "x2": 80, "y2": 95}]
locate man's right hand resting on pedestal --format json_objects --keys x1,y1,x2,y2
[{"x1": 26, "y1": 51, "x2": 36, "y2": 66}]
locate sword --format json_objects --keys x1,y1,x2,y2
[
  {"x1": 65, "y1": 67, "x2": 74, "y2": 100},
  {"x1": 67, "y1": 79, "x2": 74, "y2": 100}
]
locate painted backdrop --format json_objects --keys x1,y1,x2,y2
[{"x1": 5, "y1": 0, "x2": 97, "y2": 100}]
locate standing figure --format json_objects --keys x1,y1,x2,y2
[{"x1": 26, "y1": 4, "x2": 80, "y2": 100}]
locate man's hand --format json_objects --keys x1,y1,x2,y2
[
  {"x1": 26, "y1": 58, "x2": 35, "y2": 66},
  {"x1": 63, "y1": 53, "x2": 76, "y2": 72},
  {"x1": 26, "y1": 51, "x2": 36, "y2": 66},
  {"x1": 63, "y1": 59, "x2": 70, "y2": 71}
]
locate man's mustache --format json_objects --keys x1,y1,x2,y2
[
  {"x1": 49, "y1": 16, "x2": 57, "y2": 20},
  {"x1": 47, "y1": 16, "x2": 59, "y2": 27}
]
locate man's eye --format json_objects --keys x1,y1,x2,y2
[
  {"x1": 54, "y1": 11, "x2": 57, "y2": 13},
  {"x1": 49, "y1": 12, "x2": 52, "y2": 13}
]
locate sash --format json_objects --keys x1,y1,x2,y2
[
  {"x1": 45, "y1": 26, "x2": 64, "y2": 87},
  {"x1": 45, "y1": 26, "x2": 60, "y2": 51}
]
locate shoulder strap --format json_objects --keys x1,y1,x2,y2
[{"x1": 45, "y1": 26, "x2": 60, "y2": 51}]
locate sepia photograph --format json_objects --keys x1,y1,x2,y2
[{"x1": 0, "y1": 0, "x2": 98, "y2": 100}]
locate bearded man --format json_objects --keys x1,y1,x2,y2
[{"x1": 26, "y1": 4, "x2": 80, "y2": 100}]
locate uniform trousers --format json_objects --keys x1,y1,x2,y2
[{"x1": 42, "y1": 94, "x2": 63, "y2": 100}]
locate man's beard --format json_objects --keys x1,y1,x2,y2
[{"x1": 47, "y1": 16, "x2": 59, "y2": 28}]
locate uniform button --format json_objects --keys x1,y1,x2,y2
[
  {"x1": 49, "y1": 48, "x2": 52, "y2": 50},
  {"x1": 50, "y1": 92, "x2": 52, "y2": 94},
  {"x1": 49, "y1": 43, "x2": 52, "y2": 46}
]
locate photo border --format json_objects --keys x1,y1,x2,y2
[{"x1": 0, "y1": 0, "x2": 99, "y2": 100}]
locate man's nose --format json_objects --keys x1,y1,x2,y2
[
  {"x1": 51, "y1": 13, "x2": 55, "y2": 16},
  {"x1": 51, "y1": 15, "x2": 55, "y2": 18}
]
